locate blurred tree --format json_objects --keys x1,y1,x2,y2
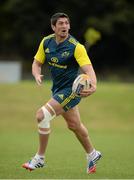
[
  {"x1": 0, "y1": 0, "x2": 134, "y2": 76},
  {"x1": 84, "y1": 28, "x2": 101, "y2": 49},
  {"x1": 85, "y1": 0, "x2": 134, "y2": 73}
]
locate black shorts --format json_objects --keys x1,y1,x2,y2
[{"x1": 53, "y1": 87, "x2": 81, "y2": 111}]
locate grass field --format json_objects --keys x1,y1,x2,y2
[{"x1": 0, "y1": 81, "x2": 134, "y2": 179}]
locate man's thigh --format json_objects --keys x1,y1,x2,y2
[
  {"x1": 46, "y1": 98, "x2": 65, "y2": 115},
  {"x1": 62, "y1": 106, "x2": 81, "y2": 123}
]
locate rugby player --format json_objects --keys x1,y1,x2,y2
[{"x1": 22, "y1": 12, "x2": 101, "y2": 174}]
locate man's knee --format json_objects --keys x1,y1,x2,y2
[
  {"x1": 36, "y1": 104, "x2": 56, "y2": 135},
  {"x1": 67, "y1": 121, "x2": 89, "y2": 137},
  {"x1": 37, "y1": 104, "x2": 56, "y2": 129},
  {"x1": 36, "y1": 109, "x2": 44, "y2": 123},
  {"x1": 67, "y1": 119, "x2": 81, "y2": 131},
  {"x1": 36, "y1": 103, "x2": 56, "y2": 122}
]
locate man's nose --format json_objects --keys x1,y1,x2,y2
[{"x1": 62, "y1": 23, "x2": 67, "y2": 27}]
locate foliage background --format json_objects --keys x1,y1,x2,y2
[{"x1": 0, "y1": 0, "x2": 134, "y2": 80}]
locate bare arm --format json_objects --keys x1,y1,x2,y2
[
  {"x1": 80, "y1": 64, "x2": 97, "y2": 97},
  {"x1": 32, "y1": 59, "x2": 44, "y2": 86}
]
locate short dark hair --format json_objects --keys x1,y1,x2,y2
[{"x1": 51, "y1": 12, "x2": 70, "y2": 26}]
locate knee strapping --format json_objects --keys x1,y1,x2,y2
[{"x1": 38, "y1": 103, "x2": 56, "y2": 129}]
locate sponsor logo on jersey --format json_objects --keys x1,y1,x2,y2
[
  {"x1": 51, "y1": 57, "x2": 58, "y2": 63},
  {"x1": 49, "y1": 57, "x2": 67, "y2": 69}
]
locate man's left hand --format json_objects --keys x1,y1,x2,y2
[{"x1": 80, "y1": 84, "x2": 96, "y2": 97}]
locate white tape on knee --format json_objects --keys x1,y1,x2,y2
[
  {"x1": 38, "y1": 129, "x2": 51, "y2": 135},
  {"x1": 38, "y1": 105, "x2": 56, "y2": 129}
]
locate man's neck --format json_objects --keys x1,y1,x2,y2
[{"x1": 55, "y1": 35, "x2": 69, "y2": 44}]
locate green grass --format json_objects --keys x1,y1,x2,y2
[{"x1": 0, "y1": 81, "x2": 134, "y2": 179}]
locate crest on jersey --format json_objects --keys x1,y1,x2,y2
[{"x1": 61, "y1": 51, "x2": 70, "y2": 58}]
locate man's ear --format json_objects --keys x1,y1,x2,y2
[{"x1": 51, "y1": 24, "x2": 55, "y2": 31}]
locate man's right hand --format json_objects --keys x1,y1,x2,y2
[{"x1": 35, "y1": 74, "x2": 44, "y2": 86}]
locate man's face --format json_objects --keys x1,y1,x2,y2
[{"x1": 52, "y1": 17, "x2": 70, "y2": 38}]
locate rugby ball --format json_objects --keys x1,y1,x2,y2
[{"x1": 72, "y1": 74, "x2": 91, "y2": 96}]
